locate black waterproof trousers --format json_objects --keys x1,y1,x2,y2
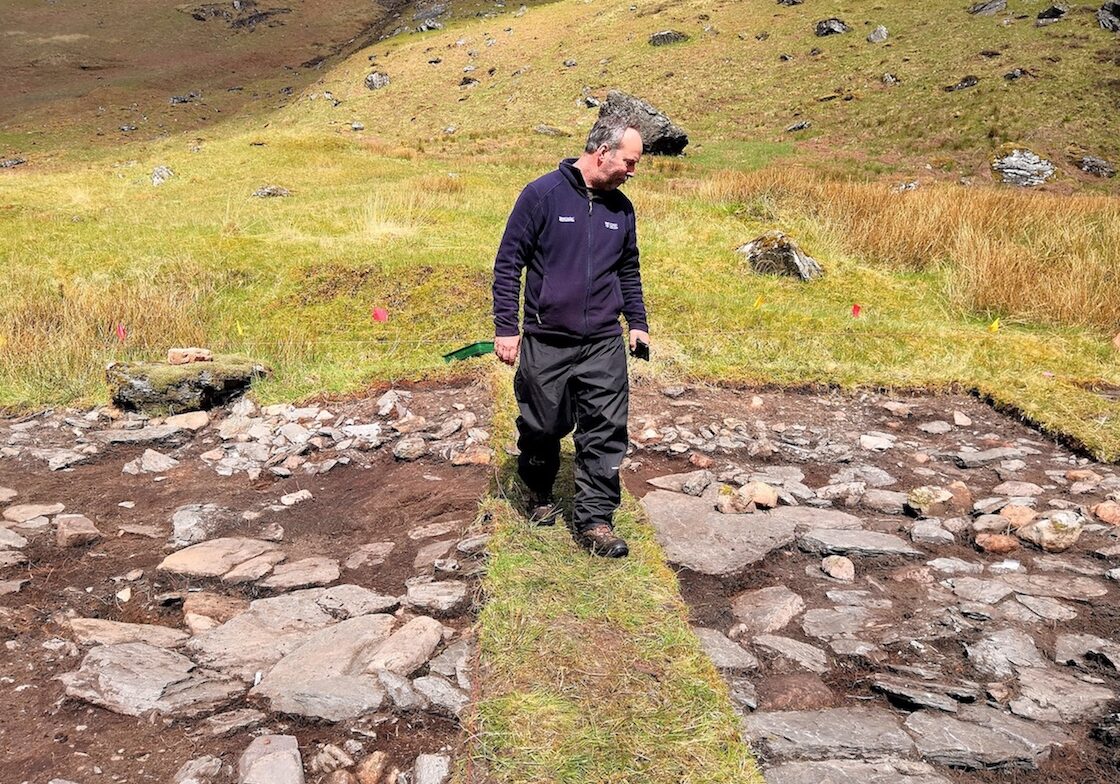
[{"x1": 514, "y1": 334, "x2": 629, "y2": 532}]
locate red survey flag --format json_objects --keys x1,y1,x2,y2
[
  {"x1": 372, "y1": 307, "x2": 389, "y2": 323},
  {"x1": 851, "y1": 304, "x2": 862, "y2": 318},
  {"x1": 115, "y1": 322, "x2": 127, "y2": 342}
]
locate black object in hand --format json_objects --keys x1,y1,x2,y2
[{"x1": 630, "y1": 340, "x2": 650, "y2": 361}]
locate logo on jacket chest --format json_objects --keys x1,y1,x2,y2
[
  {"x1": 558, "y1": 216, "x2": 575, "y2": 223},
  {"x1": 603, "y1": 221, "x2": 619, "y2": 230}
]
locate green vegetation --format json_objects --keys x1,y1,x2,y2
[
  {"x1": 2, "y1": 3, "x2": 1119, "y2": 777},
  {"x1": 471, "y1": 371, "x2": 761, "y2": 783}
]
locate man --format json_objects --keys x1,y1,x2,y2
[{"x1": 492, "y1": 115, "x2": 649, "y2": 558}]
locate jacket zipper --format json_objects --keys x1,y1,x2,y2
[{"x1": 584, "y1": 194, "x2": 592, "y2": 335}]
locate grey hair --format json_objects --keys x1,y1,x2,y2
[{"x1": 584, "y1": 114, "x2": 640, "y2": 153}]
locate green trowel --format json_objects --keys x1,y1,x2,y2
[{"x1": 442, "y1": 341, "x2": 495, "y2": 363}]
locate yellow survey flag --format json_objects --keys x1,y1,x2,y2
[
  {"x1": 988, "y1": 318, "x2": 1000, "y2": 333},
  {"x1": 236, "y1": 321, "x2": 245, "y2": 337},
  {"x1": 753, "y1": 295, "x2": 764, "y2": 309}
]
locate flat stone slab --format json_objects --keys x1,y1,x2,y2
[
  {"x1": 966, "y1": 629, "x2": 1047, "y2": 679},
  {"x1": 188, "y1": 590, "x2": 338, "y2": 680},
  {"x1": 59, "y1": 642, "x2": 243, "y2": 718},
  {"x1": 742, "y1": 707, "x2": 914, "y2": 760},
  {"x1": 364, "y1": 616, "x2": 444, "y2": 676},
  {"x1": 94, "y1": 425, "x2": 183, "y2": 444},
  {"x1": 692, "y1": 627, "x2": 759, "y2": 672},
  {"x1": 69, "y1": 618, "x2": 189, "y2": 648},
  {"x1": 766, "y1": 759, "x2": 951, "y2": 784},
  {"x1": 159, "y1": 538, "x2": 280, "y2": 578},
  {"x1": 1010, "y1": 666, "x2": 1115, "y2": 722},
  {"x1": 905, "y1": 706, "x2": 1064, "y2": 769},
  {"x1": 754, "y1": 635, "x2": 830, "y2": 674},
  {"x1": 3, "y1": 502, "x2": 65, "y2": 523},
  {"x1": 730, "y1": 585, "x2": 805, "y2": 635},
  {"x1": 641, "y1": 490, "x2": 799, "y2": 576},
  {"x1": 998, "y1": 573, "x2": 1108, "y2": 602},
  {"x1": 799, "y1": 529, "x2": 922, "y2": 558},
  {"x1": 943, "y1": 577, "x2": 1014, "y2": 605},
  {"x1": 257, "y1": 557, "x2": 340, "y2": 590},
  {"x1": 253, "y1": 614, "x2": 396, "y2": 717},
  {"x1": 801, "y1": 606, "x2": 888, "y2": 641},
  {"x1": 954, "y1": 448, "x2": 1025, "y2": 468}
]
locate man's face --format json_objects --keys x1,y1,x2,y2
[{"x1": 597, "y1": 128, "x2": 643, "y2": 190}]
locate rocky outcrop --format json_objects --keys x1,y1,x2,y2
[
  {"x1": 597, "y1": 90, "x2": 688, "y2": 156},
  {"x1": 737, "y1": 230, "x2": 823, "y2": 281},
  {"x1": 106, "y1": 354, "x2": 270, "y2": 414}
]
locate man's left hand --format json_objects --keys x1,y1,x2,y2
[{"x1": 629, "y1": 329, "x2": 650, "y2": 353}]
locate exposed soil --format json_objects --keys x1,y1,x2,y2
[
  {"x1": 624, "y1": 381, "x2": 1120, "y2": 784},
  {"x1": 0, "y1": 382, "x2": 492, "y2": 784}
]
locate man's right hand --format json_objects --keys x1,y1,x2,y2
[{"x1": 495, "y1": 334, "x2": 521, "y2": 366}]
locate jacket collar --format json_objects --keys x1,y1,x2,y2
[{"x1": 559, "y1": 158, "x2": 589, "y2": 194}]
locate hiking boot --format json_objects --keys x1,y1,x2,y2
[
  {"x1": 526, "y1": 494, "x2": 562, "y2": 527},
  {"x1": 579, "y1": 524, "x2": 629, "y2": 558}
]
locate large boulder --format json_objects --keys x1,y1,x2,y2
[
  {"x1": 106, "y1": 354, "x2": 270, "y2": 414},
  {"x1": 968, "y1": 0, "x2": 1006, "y2": 15},
  {"x1": 1101, "y1": 3, "x2": 1120, "y2": 32},
  {"x1": 597, "y1": 90, "x2": 688, "y2": 156},
  {"x1": 737, "y1": 230, "x2": 823, "y2": 281},
  {"x1": 991, "y1": 146, "x2": 1055, "y2": 187}
]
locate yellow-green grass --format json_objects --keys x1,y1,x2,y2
[
  {"x1": 468, "y1": 369, "x2": 761, "y2": 784},
  {"x1": 294, "y1": 0, "x2": 1120, "y2": 184}
]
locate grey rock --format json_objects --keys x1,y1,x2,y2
[
  {"x1": 966, "y1": 629, "x2": 1046, "y2": 678},
  {"x1": 597, "y1": 89, "x2": 688, "y2": 155},
  {"x1": 364, "y1": 71, "x2": 390, "y2": 90},
  {"x1": 252, "y1": 614, "x2": 395, "y2": 718},
  {"x1": 927, "y1": 558, "x2": 982, "y2": 575},
  {"x1": 202, "y1": 707, "x2": 266, "y2": 736},
  {"x1": 641, "y1": 490, "x2": 798, "y2": 576},
  {"x1": 992, "y1": 149, "x2": 1055, "y2": 187},
  {"x1": 911, "y1": 520, "x2": 954, "y2": 546},
  {"x1": 821, "y1": 555, "x2": 855, "y2": 581},
  {"x1": 765, "y1": 759, "x2": 950, "y2": 784},
  {"x1": 405, "y1": 579, "x2": 469, "y2": 614},
  {"x1": 365, "y1": 615, "x2": 443, "y2": 676},
  {"x1": 1055, "y1": 633, "x2": 1120, "y2": 669},
  {"x1": 648, "y1": 30, "x2": 689, "y2": 46},
  {"x1": 69, "y1": 618, "x2": 188, "y2": 648},
  {"x1": 861, "y1": 489, "x2": 908, "y2": 514},
  {"x1": 730, "y1": 585, "x2": 804, "y2": 634},
  {"x1": 905, "y1": 707, "x2": 1060, "y2": 769},
  {"x1": 174, "y1": 755, "x2": 222, "y2": 783},
  {"x1": 968, "y1": 0, "x2": 1007, "y2": 15},
  {"x1": 413, "y1": 674, "x2": 469, "y2": 718},
  {"x1": 1101, "y1": 3, "x2": 1120, "y2": 32},
  {"x1": 56, "y1": 514, "x2": 102, "y2": 547},
  {"x1": 799, "y1": 529, "x2": 922, "y2": 558},
  {"x1": 266, "y1": 675, "x2": 385, "y2": 722},
  {"x1": 0, "y1": 528, "x2": 28, "y2": 549},
  {"x1": 918, "y1": 420, "x2": 952, "y2": 435},
  {"x1": 258, "y1": 557, "x2": 340, "y2": 589},
  {"x1": 801, "y1": 606, "x2": 886, "y2": 641},
  {"x1": 742, "y1": 707, "x2": 913, "y2": 760},
  {"x1": 954, "y1": 447, "x2": 1024, "y2": 468},
  {"x1": 737, "y1": 230, "x2": 822, "y2": 281},
  {"x1": 1016, "y1": 595, "x2": 1077, "y2": 621},
  {"x1": 159, "y1": 537, "x2": 280, "y2": 578},
  {"x1": 825, "y1": 590, "x2": 891, "y2": 609},
  {"x1": 33, "y1": 447, "x2": 92, "y2": 470},
  {"x1": 60, "y1": 642, "x2": 243, "y2": 717},
  {"x1": 106, "y1": 356, "x2": 269, "y2": 414},
  {"x1": 815, "y1": 18, "x2": 851, "y2": 36},
  {"x1": 943, "y1": 577, "x2": 1013, "y2": 604},
  {"x1": 4, "y1": 502, "x2": 64, "y2": 523},
  {"x1": 867, "y1": 25, "x2": 888, "y2": 44},
  {"x1": 123, "y1": 448, "x2": 179, "y2": 475},
  {"x1": 1010, "y1": 666, "x2": 1115, "y2": 722},
  {"x1": 239, "y1": 735, "x2": 303, "y2": 784},
  {"x1": 993, "y1": 481, "x2": 1044, "y2": 496},
  {"x1": 375, "y1": 668, "x2": 430, "y2": 712},
  {"x1": 316, "y1": 584, "x2": 399, "y2": 618},
  {"x1": 189, "y1": 590, "x2": 337, "y2": 679},
  {"x1": 829, "y1": 465, "x2": 896, "y2": 488},
  {"x1": 754, "y1": 634, "x2": 830, "y2": 674},
  {"x1": 693, "y1": 627, "x2": 759, "y2": 671},
  {"x1": 171, "y1": 503, "x2": 224, "y2": 547},
  {"x1": 414, "y1": 753, "x2": 452, "y2": 784},
  {"x1": 998, "y1": 572, "x2": 1107, "y2": 602},
  {"x1": 871, "y1": 677, "x2": 969, "y2": 713},
  {"x1": 393, "y1": 435, "x2": 428, "y2": 460},
  {"x1": 95, "y1": 424, "x2": 184, "y2": 444}
]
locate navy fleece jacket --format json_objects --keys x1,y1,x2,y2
[{"x1": 492, "y1": 159, "x2": 648, "y2": 340}]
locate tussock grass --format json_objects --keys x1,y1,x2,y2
[
  {"x1": 469, "y1": 369, "x2": 761, "y2": 784},
  {"x1": 702, "y1": 167, "x2": 1120, "y2": 331}
]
